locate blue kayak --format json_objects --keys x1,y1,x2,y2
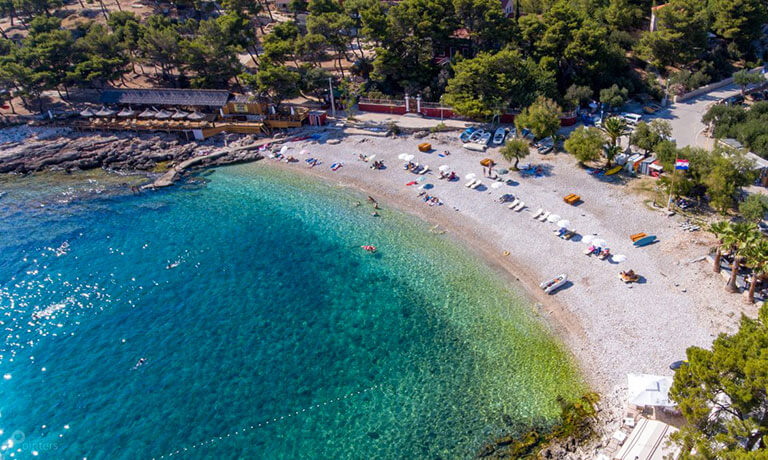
[{"x1": 634, "y1": 235, "x2": 656, "y2": 247}]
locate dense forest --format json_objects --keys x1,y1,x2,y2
[{"x1": 0, "y1": 0, "x2": 767, "y2": 114}]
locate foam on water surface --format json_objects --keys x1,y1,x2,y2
[{"x1": 0, "y1": 164, "x2": 582, "y2": 459}]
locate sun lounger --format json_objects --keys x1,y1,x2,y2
[
  {"x1": 419, "y1": 165, "x2": 429, "y2": 175},
  {"x1": 539, "y1": 211, "x2": 550, "y2": 221},
  {"x1": 514, "y1": 201, "x2": 525, "y2": 211},
  {"x1": 532, "y1": 208, "x2": 543, "y2": 219},
  {"x1": 630, "y1": 232, "x2": 647, "y2": 242},
  {"x1": 508, "y1": 198, "x2": 520, "y2": 209},
  {"x1": 471, "y1": 180, "x2": 482, "y2": 189},
  {"x1": 465, "y1": 179, "x2": 477, "y2": 187},
  {"x1": 564, "y1": 193, "x2": 580, "y2": 205}
]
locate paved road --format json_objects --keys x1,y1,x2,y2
[{"x1": 648, "y1": 84, "x2": 742, "y2": 149}]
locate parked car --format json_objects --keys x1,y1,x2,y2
[
  {"x1": 643, "y1": 103, "x2": 662, "y2": 114},
  {"x1": 723, "y1": 95, "x2": 745, "y2": 106},
  {"x1": 620, "y1": 112, "x2": 642, "y2": 126},
  {"x1": 747, "y1": 91, "x2": 765, "y2": 102}
]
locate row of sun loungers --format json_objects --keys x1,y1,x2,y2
[
  {"x1": 465, "y1": 178, "x2": 482, "y2": 189},
  {"x1": 507, "y1": 198, "x2": 525, "y2": 211}
]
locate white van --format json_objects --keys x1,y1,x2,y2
[{"x1": 621, "y1": 113, "x2": 642, "y2": 125}]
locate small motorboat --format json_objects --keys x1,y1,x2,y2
[
  {"x1": 468, "y1": 129, "x2": 485, "y2": 142},
  {"x1": 540, "y1": 274, "x2": 567, "y2": 294},
  {"x1": 619, "y1": 270, "x2": 639, "y2": 283},
  {"x1": 361, "y1": 245, "x2": 377, "y2": 253},
  {"x1": 479, "y1": 131, "x2": 492, "y2": 145},
  {"x1": 463, "y1": 142, "x2": 487, "y2": 152},
  {"x1": 460, "y1": 127, "x2": 476, "y2": 142},
  {"x1": 492, "y1": 127, "x2": 507, "y2": 145},
  {"x1": 633, "y1": 235, "x2": 656, "y2": 247}
]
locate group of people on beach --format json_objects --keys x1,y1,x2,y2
[{"x1": 439, "y1": 171, "x2": 458, "y2": 180}]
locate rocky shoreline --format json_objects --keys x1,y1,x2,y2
[{"x1": 0, "y1": 126, "x2": 271, "y2": 180}]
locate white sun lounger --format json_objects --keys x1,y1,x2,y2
[
  {"x1": 465, "y1": 179, "x2": 476, "y2": 187},
  {"x1": 419, "y1": 165, "x2": 429, "y2": 175},
  {"x1": 471, "y1": 180, "x2": 482, "y2": 189},
  {"x1": 514, "y1": 201, "x2": 525, "y2": 211},
  {"x1": 507, "y1": 198, "x2": 519, "y2": 209},
  {"x1": 539, "y1": 211, "x2": 550, "y2": 221},
  {"x1": 532, "y1": 208, "x2": 543, "y2": 219}
]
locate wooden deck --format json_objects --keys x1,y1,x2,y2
[{"x1": 66, "y1": 119, "x2": 267, "y2": 139}]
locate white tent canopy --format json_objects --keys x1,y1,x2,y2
[{"x1": 627, "y1": 373, "x2": 675, "y2": 407}]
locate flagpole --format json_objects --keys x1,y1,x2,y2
[{"x1": 667, "y1": 154, "x2": 678, "y2": 210}]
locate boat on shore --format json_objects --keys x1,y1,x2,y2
[{"x1": 540, "y1": 274, "x2": 567, "y2": 294}]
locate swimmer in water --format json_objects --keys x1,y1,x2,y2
[{"x1": 133, "y1": 358, "x2": 147, "y2": 370}]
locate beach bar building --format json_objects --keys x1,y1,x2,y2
[{"x1": 69, "y1": 88, "x2": 312, "y2": 139}]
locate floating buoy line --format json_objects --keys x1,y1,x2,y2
[{"x1": 153, "y1": 383, "x2": 385, "y2": 459}]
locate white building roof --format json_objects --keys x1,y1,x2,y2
[
  {"x1": 615, "y1": 418, "x2": 679, "y2": 460},
  {"x1": 627, "y1": 373, "x2": 675, "y2": 407}
]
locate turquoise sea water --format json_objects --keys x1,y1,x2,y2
[{"x1": 0, "y1": 164, "x2": 582, "y2": 459}]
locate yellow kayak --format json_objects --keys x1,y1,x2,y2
[{"x1": 606, "y1": 165, "x2": 622, "y2": 176}]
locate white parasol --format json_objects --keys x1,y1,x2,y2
[
  {"x1": 368, "y1": 154, "x2": 376, "y2": 162},
  {"x1": 556, "y1": 219, "x2": 571, "y2": 228},
  {"x1": 280, "y1": 145, "x2": 289, "y2": 155},
  {"x1": 491, "y1": 182, "x2": 503, "y2": 189},
  {"x1": 591, "y1": 238, "x2": 608, "y2": 248},
  {"x1": 404, "y1": 154, "x2": 415, "y2": 162},
  {"x1": 300, "y1": 149, "x2": 310, "y2": 155},
  {"x1": 613, "y1": 254, "x2": 627, "y2": 263},
  {"x1": 79, "y1": 108, "x2": 94, "y2": 118},
  {"x1": 439, "y1": 165, "x2": 451, "y2": 172},
  {"x1": 582, "y1": 235, "x2": 594, "y2": 245},
  {"x1": 465, "y1": 173, "x2": 477, "y2": 180},
  {"x1": 398, "y1": 153, "x2": 410, "y2": 160},
  {"x1": 546, "y1": 214, "x2": 561, "y2": 223}
]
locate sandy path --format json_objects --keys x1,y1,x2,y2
[{"x1": 259, "y1": 130, "x2": 750, "y2": 392}]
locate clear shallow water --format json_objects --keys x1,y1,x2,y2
[{"x1": 0, "y1": 164, "x2": 582, "y2": 459}]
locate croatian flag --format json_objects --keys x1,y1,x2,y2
[{"x1": 675, "y1": 159, "x2": 689, "y2": 170}]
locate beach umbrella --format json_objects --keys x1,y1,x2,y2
[
  {"x1": 491, "y1": 182, "x2": 503, "y2": 189},
  {"x1": 187, "y1": 111, "x2": 206, "y2": 121},
  {"x1": 546, "y1": 214, "x2": 561, "y2": 223},
  {"x1": 155, "y1": 109, "x2": 172, "y2": 119},
  {"x1": 592, "y1": 238, "x2": 607, "y2": 248},
  {"x1": 300, "y1": 149, "x2": 309, "y2": 155},
  {"x1": 582, "y1": 235, "x2": 594, "y2": 245},
  {"x1": 139, "y1": 108, "x2": 157, "y2": 118},
  {"x1": 439, "y1": 164, "x2": 451, "y2": 172},
  {"x1": 368, "y1": 154, "x2": 376, "y2": 162},
  {"x1": 79, "y1": 108, "x2": 94, "y2": 118},
  {"x1": 556, "y1": 219, "x2": 571, "y2": 229},
  {"x1": 280, "y1": 145, "x2": 289, "y2": 155},
  {"x1": 465, "y1": 173, "x2": 476, "y2": 180},
  {"x1": 404, "y1": 154, "x2": 415, "y2": 162},
  {"x1": 613, "y1": 254, "x2": 627, "y2": 263},
  {"x1": 398, "y1": 153, "x2": 409, "y2": 160}
]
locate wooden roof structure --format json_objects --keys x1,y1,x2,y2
[{"x1": 100, "y1": 88, "x2": 232, "y2": 108}]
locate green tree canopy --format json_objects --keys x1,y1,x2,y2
[
  {"x1": 443, "y1": 48, "x2": 554, "y2": 121},
  {"x1": 500, "y1": 138, "x2": 530, "y2": 169},
  {"x1": 515, "y1": 96, "x2": 561, "y2": 140},
  {"x1": 670, "y1": 302, "x2": 768, "y2": 456},
  {"x1": 564, "y1": 126, "x2": 605, "y2": 164},
  {"x1": 637, "y1": 0, "x2": 709, "y2": 67}
]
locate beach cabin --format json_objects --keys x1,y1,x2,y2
[{"x1": 718, "y1": 138, "x2": 768, "y2": 187}]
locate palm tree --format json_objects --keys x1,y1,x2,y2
[
  {"x1": 500, "y1": 138, "x2": 530, "y2": 170},
  {"x1": 602, "y1": 144, "x2": 622, "y2": 168},
  {"x1": 723, "y1": 222, "x2": 759, "y2": 293},
  {"x1": 709, "y1": 221, "x2": 731, "y2": 273},
  {"x1": 600, "y1": 117, "x2": 628, "y2": 147},
  {"x1": 743, "y1": 238, "x2": 768, "y2": 303}
]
